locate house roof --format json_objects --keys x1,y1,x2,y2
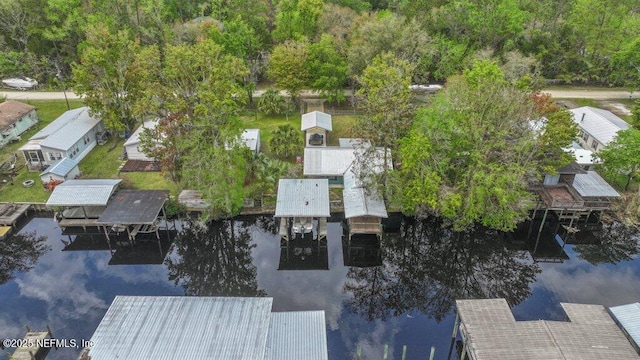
[
  {"x1": 241, "y1": 129, "x2": 260, "y2": 152},
  {"x1": 46, "y1": 179, "x2": 122, "y2": 207},
  {"x1": 264, "y1": 311, "x2": 328, "y2": 360},
  {"x1": 572, "y1": 171, "x2": 620, "y2": 198},
  {"x1": 40, "y1": 107, "x2": 101, "y2": 150},
  {"x1": 27, "y1": 107, "x2": 86, "y2": 141},
  {"x1": 303, "y1": 147, "x2": 392, "y2": 177},
  {"x1": 39, "y1": 157, "x2": 78, "y2": 177},
  {"x1": 0, "y1": 100, "x2": 35, "y2": 127},
  {"x1": 456, "y1": 298, "x2": 640, "y2": 360},
  {"x1": 609, "y1": 302, "x2": 640, "y2": 351},
  {"x1": 86, "y1": 296, "x2": 274, "y2": 360},
  {"x1": 571, "y1": 106, "x2": 630, "y2": 146},
  {"x1": 97, "y1": 190, "x2": 168, "y2": 225},
  {"x1": 301, "y1": 111, "x2": 332, "y2": 131},
  {"x1": 343, "y1": 170, "x2": 388, "y2": 219},
  {"x1": 275, "y1": 179, "x2": 330, "y2": 218},
  {"x1": 304, "y1": 147, "x2": 356, "y2": 176},
  {"x1": 338, "y1": 138, "x2": 371, "y2": 148},
  {"x1": 124, "y1": 120, "x2": 158, "y2": 147}
]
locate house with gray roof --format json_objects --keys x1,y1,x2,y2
[
  {"x1": 18, "y1": 107, "x2": 105, "y2": 170},
  {"x1": 570, "y1": 106, "x2": 630, "y2": 152},
  {"x1": 0, "y1": 100, "x2": 38, "y2": 147}
]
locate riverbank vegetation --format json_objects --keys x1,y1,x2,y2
[{"x1": 1, "y1": 0, "x2": 639, "y2": 226}]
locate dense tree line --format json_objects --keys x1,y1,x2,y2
[{"x1": 1, "y1": 0, "x2": 634, "y2": 225}]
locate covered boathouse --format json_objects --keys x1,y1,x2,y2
[
  {"x1": 47, "y1": 179, "x2": 122, "y2": 229},
  {"x1": 342, "y1": 169, "x2": 388, "y2": 240},
  {"x1": 275, "y1": 178, "x2": 330, "y2": 241},
  {"x1": 453, "y1": 298, "x2": 640, "y2": 360},
  {"x1": 78, "y1": 296, "x2": 328, "y2": 360}
]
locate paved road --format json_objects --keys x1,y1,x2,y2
[{"x1": 2, "y1": 89, "x2": 640, "y2": 101}]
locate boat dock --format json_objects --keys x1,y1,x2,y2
[
  {"x1": 453, "y1": 298, "x2": 640, "y2": 360},
  {"x1": 0, "y1": 202, "x2": 30, "y2": 226},
  {"x1": 10, "y1": 326, "x2": 52, "y2": 360}
]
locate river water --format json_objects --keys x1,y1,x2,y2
[{"x1": 0, "y1": 214, "x2": 639, "y2": 360}]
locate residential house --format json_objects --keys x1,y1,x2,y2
[
  {"x1": 570, "y1": 106, "x2": 630, "y2": 152},
  {"x1": 123, "y1": 119, "x2": 159, "y2": 161},
  {"x1": 564, "y1": 141, "x2": 598, "y2": 171},
  {"x1": 19, "y1": 107, "x2": 104, "y2": 170},
  {"x1": 0, "y1": 100, "x2": 38, "y2": 147},
  {"x1": 302, "y1": 111, "x2": 332, "y2": 147}
]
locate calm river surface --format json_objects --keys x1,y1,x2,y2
[{"x1": 0, "y1": 214, "x2": 639, "y2": 360}]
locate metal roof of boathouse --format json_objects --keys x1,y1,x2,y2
[
  {"x1": 264, "y1": 311, "x2": 328, "y2": 360},
  {"x1": 96, "y1": 190, "x2": 168, "y2": 225},
  {"x1": 84, "y1": 296, "x2": 329, "y2": 360},
  {"x1": 456, "y1": 298, "x2": 640, "y2": 360},
  {"x1": 46, "y1": 179, "x2": 122, "y2": 207},
  {"x1": 275, "y1": 179, "x2": 330, "y2": 218},
  {"x1": 609, "y1": 302, "x2": 640, "y2": 352},
  {"x1": 342, "y1": 170, "x2": 388, "y2": 219},
  {"x1": 572, "y1": 171, "x2": 621, "y2": 198}
]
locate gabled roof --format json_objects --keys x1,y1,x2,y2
[
  {"x1": 609, "y1": 302, "x2": 640, "y2": 351},
  {"x1": 46, "y1": 179, "x2": 122, "y2": 207},
  {"x1": 275, "y1": 179, "x2": 330, "y2": 218},
  {"x1": 557, "y1": 161, "x2": 587, "y2": 174},
  {"x1": 301, "y1": 111, "x2": 332, "y2": 131},
  {"x1": 39, "y1": 157, "x2": 78, "y2": 177},
  {"x1": 39, "y1": 107, "x2": 101, "y2": 150},
  {"x1": 0, "y1": 100, "x2": 35, "y2": 127},
  {"x1": 572, "y1": 171, "x2": 620, "y2": 198},
  {"x1": 571, "y1": 106, "x2": 630, "y2": 146},
  {"x1": 28, "y1": 107, "x2": 86, "y2": 141},
  {"x1": 343, "y1": 170, "x2": 388, "y2": 219},
  {"x1": 124, "y1": 120, "x2": 158, "y2": 147},
  {"x1": 338, "y1": 138, "x2": 371, "y2": 148}
]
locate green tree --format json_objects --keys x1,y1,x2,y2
[
  {"x1": 145, "y1": 40, "x2": 249, "y2": 218},
  {"x1": 267, "y1": 39, "x2": 311, "y2": 100},
  {"x1": 356, "y1": 52, "x2": 413, "y2": 152},
  {"x1": 307, "y1": 34, "x2": 348, "y2": 103},
  {"x1": 72, "y1": 24, "x2": 160, "y2": 134},
  {"x1": 396, "y1": 64, "x2": 560, "y2": 231},
  {"x1": 598, "y1": 129, "x2": 640, "y2": 191},
  {"x1": 257, "y1": 88, "x2": 286, "y2": 115},
  {"x1": 272, "y1": 0, "x2": 324, "y2": 42},
  {"x1": 269, "y1": 124, "x2": 302, "y2": 159}
]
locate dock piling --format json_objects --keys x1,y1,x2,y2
[{"x1": 429, "y1": 346, "x2": 436, "y2": 360}]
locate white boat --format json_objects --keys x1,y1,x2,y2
[{"x1": 2, "y1": 76, "x2": 38, "y2": 90}]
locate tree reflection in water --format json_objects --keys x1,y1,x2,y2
[
  {"x1": 574, "y1": 221, "x2": 640, "y2": 265},
  {"x1": 344, "y1": 218, "x2": 540, "y2": 322},
  {"x1": 0, "y1": 230, "x2": 49, "y2": 285},
  {"x1": 166, "y1": 219, "x2": 265, "y2": 296}
]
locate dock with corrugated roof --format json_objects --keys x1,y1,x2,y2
[
  {"x1": 609, "y1": 302, "x2": 640, "y2": 355},
  {"x1": 453, "y1": 298, "x2": 640, "y2": 360}
]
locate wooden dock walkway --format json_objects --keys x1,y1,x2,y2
[
  {"x1": 10, "y1": 329, "x2": 52, "y2": 360},
  {"x1": 0, "y1": 203, "x2": 30, "y2": 226}
]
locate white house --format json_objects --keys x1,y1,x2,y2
[
  {"x1": 570, "y1": 106, "x2": 630, "y2": 152},
  {"x1": 0, "y1": 100, "x2": 38, "y2": 147},
  {"x1": 19, "y1": 107, "x2": 105, "y2": 170},
  {"x1": 124, "y1": 120, "x2": 159, "y2": 161}
]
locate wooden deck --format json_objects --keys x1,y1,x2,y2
[
  {"x1": 347, "y1": 216, "x2": 382, "y2": 239},
  {"x1": 58, "y1": 218, "x2": 100, "y2": 228},
  {"x1": 10, "y1": 331, "x2": 51, "y2": 360},
  {"x1": 0, "y1": 203, "x2": 30, "y2": 226}
]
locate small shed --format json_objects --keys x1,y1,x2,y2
[
  {"x1": 241, "y1": 129, "x2": 261, "y2": 153},
  {"x1": 301, "y1": 111, "x2": 332, "y2": 147},
  {"x1": 39, "y1": 157, "x2": 80, "y2": 185},
  {"x1": 0, "y1": 100, "x2": 38, "y2": 147},
  {"x1": 123, "y1": 120, "x2": 159, "y2": 161},
  {"x1": 275, "y1": 179, "x2": 330, "y2": 240}
]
